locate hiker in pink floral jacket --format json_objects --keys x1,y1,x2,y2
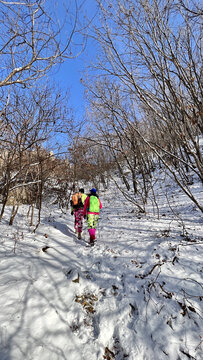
[{"x1": 70, "y1": 188, "x2": 87, "y2": 239}]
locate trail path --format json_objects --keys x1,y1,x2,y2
[{"x1": 0, "y1": 188, "x2": 202, "y2": 359}]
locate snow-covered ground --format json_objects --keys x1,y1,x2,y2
[{"x1": 0, "y1": 175, "x2": 202, "y2": 360}]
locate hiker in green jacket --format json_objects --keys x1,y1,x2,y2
[{"x1": 83, "y1": 188, "x2": 102, "y2": 246}]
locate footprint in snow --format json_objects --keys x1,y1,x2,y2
[{"x1": 128, "y1": 302, "x2": 139, "y2": 331}]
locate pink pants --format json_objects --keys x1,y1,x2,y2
[
  {"x1": 88, "y1": 228, "x2": 96, "y2": 243},
  {"x1": 74, "y1": 209, "x2": 84, "y2": 233}
]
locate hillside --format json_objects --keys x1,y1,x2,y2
[{"x1": 0, "y1": 171, "x2": 202, "y2": 360}]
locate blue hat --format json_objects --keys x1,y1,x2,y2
[{"x1": 90, "y1": 188, "x2": 97, "y2": 194}]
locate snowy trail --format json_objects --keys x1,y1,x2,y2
[
  {"x1": 0, "y1": 186, "x2": 203, "y2": 360},
  {"x1": 60, "y1": 208, "x2": 139, "y2": 360}
]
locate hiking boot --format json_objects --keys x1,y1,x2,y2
[{"x1": 78, "y1": 232, "x2": 81, "y2": 240}]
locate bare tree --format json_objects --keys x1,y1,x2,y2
[
  {"x1": 0, "y1": 0, "x2": 89, "y2": 224},
  {"x1": 0, "y1": 0, "x2": 85, "y2": 89},
  {"x1": 0, "y1": 85, "x2": 72, "y2": 222},
  {"x1": 84, "y1": 0, "x2": 203, "y2": 212},
  {"x1": 178, "y1": 0, "x2": 203, "y2": 19},
  {"x1": 84, "y1": 79, "x2": 155, "y2": 213}
]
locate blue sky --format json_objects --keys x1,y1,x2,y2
[
  {"x1": 53, "y1": 56, "x2": 87, "y2": 119},
  {"x1": 51, "y1": 0, "x2": 97, "y2": 121}
]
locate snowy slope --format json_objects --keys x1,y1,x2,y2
[{"x1": 0, "y1": 175, "x2": 202, "y2": 360}]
